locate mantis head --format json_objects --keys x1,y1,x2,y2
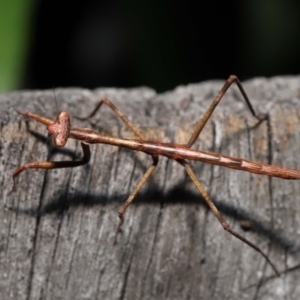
[{"x1": 47, "y1": 111, "x2": 70, "y2": 147}]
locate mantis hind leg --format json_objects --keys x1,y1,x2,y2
[
  {"x1": 187, "y1": 75, "x2": 263, "y2": 148},
  {"x1": 176, "y1": 158, "x2": 279, "y2": 276}
]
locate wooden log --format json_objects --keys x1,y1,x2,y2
[{"x1": 1, "y1": 77, "x2": 300, "y2": 299}]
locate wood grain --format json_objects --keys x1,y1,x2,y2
[{"x1": 1, "y1": 77, "x2": 300, "y2": 299}]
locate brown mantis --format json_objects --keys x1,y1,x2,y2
[{"x1": 11, "y1": 75, "x2": 300, "y2": 277}]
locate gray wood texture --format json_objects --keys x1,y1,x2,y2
[{"x1": 1, "y1": 77, "x2": 300, "y2": 299}]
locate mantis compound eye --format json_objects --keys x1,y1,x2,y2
[{"x1": 47, "y1": 111, "x2": 71, "y2": 147}]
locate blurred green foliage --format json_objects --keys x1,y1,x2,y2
[
  {"x1": 0, "y1": 0, "x2": 34, "y2": 91},
  {"x1": 1, "y1": 1, "x2": 300, "y2": 92}
]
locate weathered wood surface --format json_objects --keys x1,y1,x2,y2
[{"x1": 1, "y1": 77, "x2": 300, "y2": 299}]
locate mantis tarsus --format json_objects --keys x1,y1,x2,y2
[{"x1": 11, "y1": 75, "x2": 300, "y2": 276}]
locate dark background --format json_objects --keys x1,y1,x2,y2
[{"x1": 23, "y1": 1, "x2": 300, "y2": 92}]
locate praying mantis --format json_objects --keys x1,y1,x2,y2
[{"x1": 9, "y1": 75, "x2": 300, "y2": 277}]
